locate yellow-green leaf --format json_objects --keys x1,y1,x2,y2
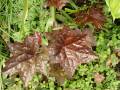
[{"x1": 105, "y1": 0, "x2": 120, "y2": 20}]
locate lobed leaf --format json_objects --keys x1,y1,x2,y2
[
  {"x1": 3, "y1": 27, "x2": 98, "y2": 87},
  {"x1": 47, "y1": 26, "x2": 98, "y2": 81},
  {"x1": 74, "y1": 6, "x2": 105, "y2": 29},
  {"x1": 2, "y1": 32, "x2": 49, "y2": 87}
]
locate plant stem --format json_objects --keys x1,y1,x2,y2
[
  {"x1": 20, "y1": 0, "x2": 28, "y2": 39},
  {"x1": 50, "y1": 6, "x2": 56, "y2": 22}
]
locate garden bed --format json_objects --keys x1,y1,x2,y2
[{"x1": 0, "y1": 0, "x2": 120, "y2": 90}]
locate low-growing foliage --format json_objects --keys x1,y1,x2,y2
[{"x1": 0, "y1": 0, "x2": 120, "y2": 90}]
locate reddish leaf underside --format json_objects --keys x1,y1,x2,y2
[
  {"x1": 47, "y1": 26, "x2": 98, "y2": 82},
  {"x1": 74, "y1": 6, "x2": 105, "y2": 29}
]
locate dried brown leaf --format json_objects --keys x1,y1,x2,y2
[
  {"x1": 114, "y1": 49, "x2": 120, "y2": 58},
  {"x1": 106, "y1": 59, "x2": 112, "y2": 67},
  {"x1": 94, "y1": 73, "x2": 105, "y2": 83}
]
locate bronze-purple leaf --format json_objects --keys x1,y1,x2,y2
[
  {"x1": 2, "y1": 33, "x2": 49, "y2": 87},
  {"x1": 47, "y1": 0, "x2": 68, "y2": 9},
  {"x1": 74, "y1": 6, "x2": 105, "y2": 29},
  {"x1": 47, "y1": 26, "x2": 98, "y2": 81},
  {"x1": 3, "y1": 27, "x2": 98, "y2": 87}
]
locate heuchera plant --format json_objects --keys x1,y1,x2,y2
[
  {"x1": 2, "y1": 26, "x2": 98, "y2": 87},
  {"x1": 74, "y1": 6, "x2": 105, "y2": 29},
  {"x1": 2, "y1": 32, "x2": 49, "y2": 87},
  {"x1": 47, "y1": 0, "x2": 68, "y2": 9}
]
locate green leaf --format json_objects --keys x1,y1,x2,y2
[{"x1": 105, "y1": 0, "x2": 120, "y2": 20}]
